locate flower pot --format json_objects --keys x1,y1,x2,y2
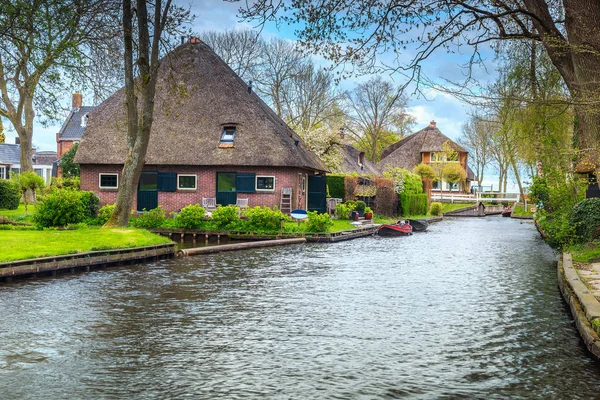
[{"x1": 364, "y1": 212, "x2": 373, "y2": 220}]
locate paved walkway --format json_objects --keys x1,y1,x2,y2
[{"x1": 574, "y1": 262, "x2": 600, "y2": 300}]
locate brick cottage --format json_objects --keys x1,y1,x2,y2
[{"x1": 75, "y1": 39, "x2": 328, "y2": 214}]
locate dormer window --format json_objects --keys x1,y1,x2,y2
[
  {"x1": 81, "y1": 113, "x2": 89, "y2": 127},
  {"x1": 219, "y1": 126, "x2": 236, "y2": 148}
]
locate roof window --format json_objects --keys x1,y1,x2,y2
[{"x1": 219, "y1": 126, "x2": 236, "y2": 147}]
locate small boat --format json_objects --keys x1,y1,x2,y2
[
  {"x1": 501, "y1": 208, "x2": 512, "y2": 217},
  {"x1": 407, "y1": 219, "x2": 429, "y2": 232},
  {"x1": 377, "y1": 221, "x2": 413, "y2": 236}
]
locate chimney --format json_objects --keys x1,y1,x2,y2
[
  {"x1": 429, "y1": 120, "x2": 437, "y2": 128},
  {"x1": 72, "y1": 93, "x2": 83, "y2": 110},
  {"x1": 248, "y1": 80, "x2": 253, "y2": 94},
  {"x1": 189, "y1": 37, "x2": 200, "y2": 44},
  {"x1": 15, "y1": 137, "x2": 20, "y2": 145}
]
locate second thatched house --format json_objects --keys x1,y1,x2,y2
[
  {"x1": 75, "y1": 39, "x2": 328, "y2": 214},
  {"x1": 378, "y1": 121, "x2": 475, "y2": 192}
]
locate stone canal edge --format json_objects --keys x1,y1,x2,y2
[{"x1": 558, "y1": 253, "x2": 600, "y2": 359}]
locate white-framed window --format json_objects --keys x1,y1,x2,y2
[
  {"x1": 99, "y1": 173, "x2": 118, "y2": 189},
  {"x1": 177, "y1": 174, "x2": 197, "y2": 190},
  {"x1": 0, "y1": 166, "x2": 5, "y2": 179},
  {"x1": 256, "y1": 175, "x2": 275, "y2": 191},
  {"x1": 220, "y1": 126, "x2": 236, "y2": 144}
]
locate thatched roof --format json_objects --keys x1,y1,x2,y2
[
  {"x1": 75, "y1": 40, "x2": 327, "y2": 172},
  {"x1": 339, "y1": 144, "x2": 380, "y2": 175},
  {"x1": 378, "y1": 122, "x2": 467, "y2": 171}
]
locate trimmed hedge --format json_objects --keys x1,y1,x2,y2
[
  {"x1": 326, "y1": 175, "x2": 346, "y2": 199},
  {"x1": 0, "y1": 179, "x2": 20, "y2": 210},
  {"x1": 400, "y1": 193, "x2": 428, "y2": 216}
]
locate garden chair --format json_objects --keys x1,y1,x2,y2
[{"x1": 202, "y1": 197, "x2": 217, "y2": 213}]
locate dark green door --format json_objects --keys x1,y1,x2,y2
[
  {"x1": 216, "y1": 172, "x2": 237, "y2": 206},
  {"x1": 137, "y1": 171, "x2": 158, "y2": 211},
  {"x1": 308, "y1": 175, "x2": 326, "y2": 213}
]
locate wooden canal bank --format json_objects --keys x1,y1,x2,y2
[{"x1": 0, "y1": 243, "x2": 176, "y2": 282}]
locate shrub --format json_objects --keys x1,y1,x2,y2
[
  {"x1": 34, "y1": 189, "x2": 87, "y2": 228},
  {"x1": 211, "y1": 205, "x2": 239, "y2": 229},
  {"x1": 429, "y1": 202, "x2": 443, "y2": 216},
  {"x1": 344, "y1": 176, "x2": 358, "y2": 201},
  {"x1": 403, "y1": 174, "x2": 424, "y2": 194},
  {"x1": 51, "y1": 176, "x2": 80, "y2": 190},
  {"x1": 175, "y1": 204, "x2": 207, "y2": 229},
  {"x1": 400, "y1": 193, "x2": 428, "y2": 216},
  {"x1": 570, "y1": 198, "x2": 600, "y2": 243},
  {"x1": 0, "y1": 179, "x2": 20, "y2": 210},
  {"x1": 243, "y1": 206, "x2": 289, "y2": 232},
  {"x1": 374, "y1": 177, "x2": 396, "y2": 216},
  {"x1": 97, "y1": 204, "x2": 115, "y2": 225},
  {"x1": 80, "y1": 191, "x2": 100, "y2": 219},
  {"x1": 306, "y1": 211, "x2": 333, "y2": 232},
  {"x1": 326, "y1": 175, "x2": 346, "y2": 199},
  {"x1": 130, "y1": 206, "x2": 167, "y2": 229},
  {"x1": 335, "y1": 202, "x2": 353, "y2": 219},
  {"x1": 355, "y1": 200, "x2": 366, "y2": 212}
]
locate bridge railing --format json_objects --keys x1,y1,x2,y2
[{"x1": 431, "y1": 192, "x2": 520, "y2": 204}]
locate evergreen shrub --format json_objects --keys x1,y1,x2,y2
[
  {"x1": 130, "y1": 206, "x2": 166, "y2": 229},
  {"x1": 570, "y1": 198, "x2": 600, "y2": 243},
  {"x1": 175, "y1": 204, "x2": 206, "y2": 229},
  {"x1": 34, "y1": 189, "x2": 87, "y2": 228},
  {"x1": 243, "y1": 206, "x2": 289, "y2": 232},
  {"x1": 429, "y1": 202, "x2": 443, "y2": 216},
  {"x1": 306, "y1": 211, "x2": 333, "y2": 232},
  {"x1": 400, "y1": 193, "x2": 428, "y2": 216},
  {"x1": 326, "y1": 175, "x2": 346, "y2": 199},
  {"x1": 0, "y1": 179, "x2": 20, "y2": 210},
  {"x1": 211, "y1": 205, "x2": 239, "y2": 229}
]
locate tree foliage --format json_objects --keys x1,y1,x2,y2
[{"x1": 58, "y1": 143, "x2": 80, "y2": 178}]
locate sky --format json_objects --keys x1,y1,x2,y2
[{"x1": 5, "y1": 1, "x2": 510, "y2": 188}]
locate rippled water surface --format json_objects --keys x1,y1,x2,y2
[{"x1": 2, "y1": 217, "x2": 600, "y2": 399}]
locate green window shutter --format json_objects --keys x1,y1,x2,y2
[
  {"x1": 236, "y1": 173, "x2": 256, "y2": 193},
  {"x1": 158, "y1": 172, "x2": 177, "y2": 192}
]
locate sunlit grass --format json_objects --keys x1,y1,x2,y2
[{"x1": 0, "y1": 227, "x2": 172, "y2": 263}]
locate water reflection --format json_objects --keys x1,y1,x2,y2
[{"x1": 1, "y1": 217, "x2": 600, "y2": 399}]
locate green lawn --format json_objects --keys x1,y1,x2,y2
[
  {"x1": 0, "y1": 204, "x2": 34, "y2": 223},
  {"x1": 511, "y1": 203, "x2": 535, "y2": 217},
  {"x1": 0, "y1": 228, "x2": 172, "y2": 263},
  {"x1": 569, "y1": 241, "x2": 600, "y2": 263}
]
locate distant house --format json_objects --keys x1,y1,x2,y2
[
  {"x1": 75, "y1": 39, "x2": 328, "y2": 214},
  {"x1": 56, "y1": 93, "x2": 95, "y2": 158},
  {"x1": 0, "y1": 142, "x2": 56, "y2": 185},
  {"x1": 378, "y1": 121, "x2": 475, "y2": 192},
  {"x1": 338, "y1": 144, "x2": 380, "y2": 176}
]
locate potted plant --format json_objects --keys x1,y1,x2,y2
[
  {"x1": 355, "y1": 200, "x2": 366, "y2": 217},
  {"x1": 364, "y1": 206, "x2": 373, "y2": 220}
]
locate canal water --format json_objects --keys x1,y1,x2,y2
[{"x1": 1, "y1": 217, "x2": 600, "y2": 399}]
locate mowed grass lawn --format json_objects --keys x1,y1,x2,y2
[{"x1": 0, "y1": 228, "x2": 172, "y2": 263}]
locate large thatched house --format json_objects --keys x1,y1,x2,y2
[
  {"x1": 75, "y1": 39, "x2": 328, "y2": 213},
  {"x1": 378, "y1": 121, "x2": 475, "y2": 192}
]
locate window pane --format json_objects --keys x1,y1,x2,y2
[
  {"x1": 0, "y1": 167, "x2": 5, "y2": 179},
  {"x1": 178, "y1": 175, "x2": 196, "y2": 189},
  {"x1": 256, "y1": 176, "x2": 274, "y2": 190},
  {"x1": 221, "y1": 127, "x2": 236, "y2": 143},
  {"x1": 34, "y1": 168, "x2": 43, "y2": 177},
  {"x1": 217, "y1": 173, "x2": 236, "y2": 191},
  {"x1": 100, "y1": 174, "x2": 118, "y2": 188},
  {"x1": 139, "y1": 172, "x2": 158, "y2": 190}
]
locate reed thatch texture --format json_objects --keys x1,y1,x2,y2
[
  {"x1": 378, "y1": 123, "x2": 467, "y2": 171},
  {"x1": 75, "y1": 41, "x2": 327, "y2": 173},
  {"x1": 339, "y1": 144, "x2": 380, "y2": 175}
]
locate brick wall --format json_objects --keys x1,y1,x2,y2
[{"x1": 80, "y1": 164, "x2": 312, "y2": 213}]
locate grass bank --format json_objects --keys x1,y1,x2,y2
[
  {"x1": 568, "y1": 241, "x2": 600, "y2": 264},
  {"x1": 512, "y1": 203, "x2": 535, "y2": 217},
  {"x1": 0, "y1": 228, "x2": 172, "y2": 263}
]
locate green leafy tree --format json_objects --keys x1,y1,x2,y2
[{"x1": 58, "y1": 143, "x2": 80, "y2": 178}]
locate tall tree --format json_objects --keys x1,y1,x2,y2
[
  {"x1": 345, "y1": 76, "x2": 413, "y2": 162},
  {"x1": 458, "y1": 114, "x2": 492, "y2": 189},
  {"x1": 238, "y1": 0, "x2": 600, "y2": 170},
  {"x1": 0, "y1": 0, "x2": 120, "y2": 175},
  {"x1": 104, "y1": 0, "x2": 190, "y2": 227},
  {"x1": 201, "y1": 29, "x2": 263, "y2": 81}
]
